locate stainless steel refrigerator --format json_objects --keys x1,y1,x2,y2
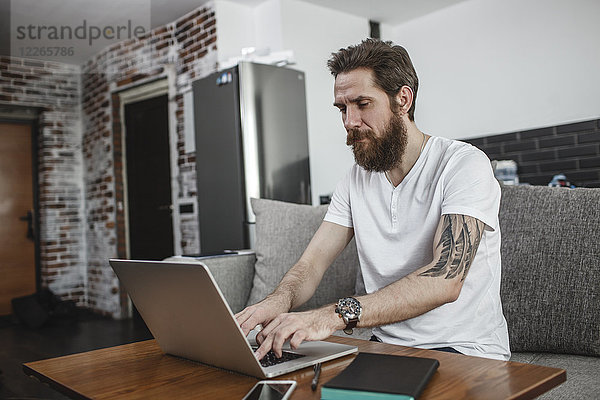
[{"x1": 193, "y1": 62, "x2": 311, "y2": 254}]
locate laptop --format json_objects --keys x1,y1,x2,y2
[{"x1": 109, "y1": 259, "x2": 358, "y2": 378}]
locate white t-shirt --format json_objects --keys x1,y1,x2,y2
[{"x1": 324, "y1": 136, "x2": 510, "y2": 360}]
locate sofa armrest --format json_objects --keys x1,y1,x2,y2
[{"x1": 164, "y1": 252, "x2": 256, "y2": 313}]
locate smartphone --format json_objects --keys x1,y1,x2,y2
[{"x1": 242, "y1": 380, "x2": 297, "y2": 400}]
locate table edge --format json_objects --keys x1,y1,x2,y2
[
  {"x1": 23, "y1": 362, "x2": 90, "y2": 400},
  {"x1": 22, "y1": 338, "x2": 568, "y2": 400}
]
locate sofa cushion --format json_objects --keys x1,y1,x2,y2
[
  {"x1": 499, "y1": 185, "x2": 600, "y2": 356},
  {"x1": 247, "y1": 198, "x2": 360, "y2": 311},
  {"x1": 510, "y1": 352, "x2": 600, "y2": 400},
  {"x1": 163, "y1": 254, "x2": 256, "y2": 314}
]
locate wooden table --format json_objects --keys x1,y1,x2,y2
[{"x1": 23, "y1": 336, "x2": 565, "y2": 399}]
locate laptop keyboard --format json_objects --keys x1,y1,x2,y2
[{"x1": 252, "y1": 346, "x2": 305, "y2": 368}]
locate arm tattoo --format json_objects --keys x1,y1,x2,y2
[{"x1": 419, "y1": 214, "x2": 484, "y2": 281}]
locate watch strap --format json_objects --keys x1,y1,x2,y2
[{"x1": 343, "y1": 320, "x2": 358, "y2": 335}]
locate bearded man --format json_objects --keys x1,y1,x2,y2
[{"x1": 236, "y1": 39, "x2": 510, "y2": 361}]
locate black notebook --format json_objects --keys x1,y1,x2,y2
[{"x1": 321, "y1": 352, "x2": 439, "y2": 400}]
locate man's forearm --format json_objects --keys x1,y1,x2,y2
[
  {"x1": 355, "y1": 270, "x2": 458, "y2": 328},
  {"x1": 269, "y1": 259, "x2": 324, "y2": 311},
  {"x1": 268, "y1": 221, "x2": 355, "y2": 311},
  {"x1": 355, "y1": 214, "x2": 485, "y2": 329}
]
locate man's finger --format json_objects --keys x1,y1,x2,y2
[
  {"x1": 237, "y1": 308, "x2": 261, "y2": 336},
  {"x1": 270, "y1": 322, "x2": 298, "y2": 358},
  {"x1": 235, "y1": 308, "x2": 251, "y2": 325},
  {"x1": 255, "y1": 316, "x2": 295, "y2": 359},
  {"x1": 289, "y1": 330, "x2": 307, "y2": 350},
  {"x1": 241, "y1": 317, "x2": 262, "y2": 336},
  {"x1": 255, "y1": 334, "x2": 275, "y2": 360},
  {"x1": 234, "y1": 308, "x2": 247, "y2": 319},
  {"x1": 256, "y1": 315, "x2": 283, "y2": 343}
]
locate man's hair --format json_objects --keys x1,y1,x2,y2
[{"x1": 327, "y1": 38, "x2": 419, "y2": 121}]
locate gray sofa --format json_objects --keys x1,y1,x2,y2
[{"x1": 169, "y1": 184, "x2": 599, "y2": 399}]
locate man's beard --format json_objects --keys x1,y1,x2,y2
[{"x1": 346, "y1": 112, "x2": 408, "y2": 172}]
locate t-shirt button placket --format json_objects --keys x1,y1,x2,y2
[{"x1": 391, "y1": 191, "x2": 399, "y2": 228}]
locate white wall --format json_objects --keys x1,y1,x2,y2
[
  {"x1": 279, "y1": 0, "x2": 375, "y2": 204},
  {"x1": 216, "y1": 0, "x2": 380, "y2": 204},
  {"x1": 216, "y1": 0, "x2": 600, "y2": 201},
  {"x1": 215, "y1": 0, "x2": 285, "y2": 64},
  {"x1": 391, "y1": 0, "x2": 600, "y2": 139},
  {"x1": 214, "y1": 0, "x2": 256, "y2": 64},
  {"x1": 254, "y1": 0, "x2": 283, "y2": 54}
]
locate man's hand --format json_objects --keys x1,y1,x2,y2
[
  {"x1": 253, "y1": 306, "x2": 342, "y2": 360},
  {"x1": 235, "y1": 221, "x2": 354, "y2": 359},
  {"x1": 235, "y1": 295, "x2": 290, "y2": 337}
]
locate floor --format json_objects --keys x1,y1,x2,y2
[{"x1": 0, "y1": 311, "x2": 152, "y2": 400}]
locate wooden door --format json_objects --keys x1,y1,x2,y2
[{"x1": 0, "y1": 122, "x2": 36, "y2": 316}]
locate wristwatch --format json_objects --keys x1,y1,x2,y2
[{"x1": 335, "y1": 297, "x2": 362, "y2": 335}]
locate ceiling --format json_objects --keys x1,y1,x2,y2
[
  {"x1": 7, "y1": 0, "x2": 468, "y2": 65},
  {"x1": 282, "y1": 0, "x2": 468, "y2": 26},
  {"x1": 151, "y1": 0, "x2": 468, "y2": 29}
]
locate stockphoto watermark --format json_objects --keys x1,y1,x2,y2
[
  {"x1": 16, "y1": 19, "x2": 148, "y2": 48},
  {"x1": 10, "y1": 0, "x2": 151, "y2": 64}
]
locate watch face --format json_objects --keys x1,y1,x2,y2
[{"x1": 336, "y1": 297, "x2": 361, "y2": 320}]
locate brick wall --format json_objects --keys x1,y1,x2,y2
[
  {"x1": 82, "y1": 5, "x2": 217, "y2": 316},
  {"x1": 174, "y1": 94, "x2": 200, "y2": 252},
  {"x1": 0, "y1": 57, "x2": 86, "y2": 304},
  {"x1": 465, "y1": 119, "x2": 600, "y2": 187},
  {"x1": 1, "y1": 4, "x2": 216, "y2": 317}
]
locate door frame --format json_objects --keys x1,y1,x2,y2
[
  {"x1": 112, "y1": 72, "x2": 181, "y2": 317},
  {"x1": 0, "y1": 106, "x2": 42, "y2": 293},
  {"x1": 116, "y1": 78, "x2": 181, "y2": 258}
]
